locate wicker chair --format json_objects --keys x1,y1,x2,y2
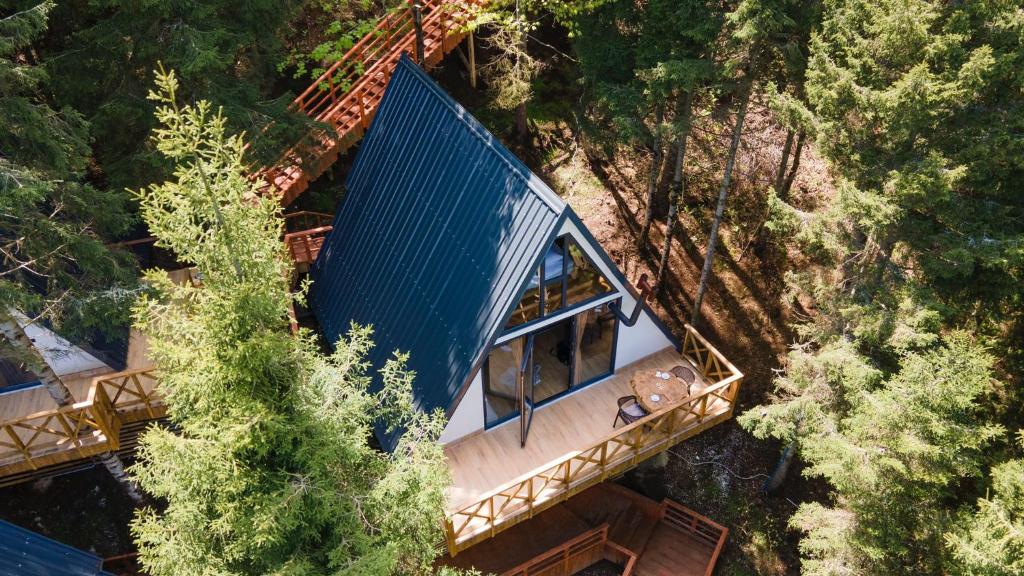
[{"x1": 613, "y1": 395, "x2": 648, "y2": 428}]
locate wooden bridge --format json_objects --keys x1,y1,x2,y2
[{"x1": 257, "y1": 0, "x2": 483, "y2": 205}]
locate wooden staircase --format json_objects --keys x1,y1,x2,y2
[
  {"x1": 442, "y1": 483, "x2": 729, "y2": 576},
  {"x1": 257, "y1": 0, "x2": 484, "y2": 205}
]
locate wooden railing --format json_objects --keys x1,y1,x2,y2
[
  {"x1": 499, "y1": 524, "x2": 638, "y2": 576},
  {"x1": 284, "y1": 225, "x2": 334, "y2": 265},
  {"x1": 256, "y1": 0, "x2": 484, "y2": 204},
  {"x1": 660, "y1": 500, "x2": 729, "y2": 576},
  {"x1": 444, "y1": 324, "x2": 743, "y2": 555},
  {"x1": 0, "y1": 367, "x2": 162, "y2": 474},
  {"x1": 284, "y1": 210, "x2": 335, "y2": 232}
]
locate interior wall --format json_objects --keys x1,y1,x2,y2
[{"x1": 440, "y1": 369, "x2": 484, "y2": 445}]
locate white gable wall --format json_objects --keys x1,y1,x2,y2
[
  {"x1": 440, "y1": 369, "x2": 484, "y2": 444},
  {"x1": 440, "y1": 215, "x2": 676, "y2": 445}
]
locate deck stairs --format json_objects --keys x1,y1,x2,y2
[
  {"x1": 442, "y1": 483, "x2": 728, "y2": 576},
  {"x1": 256, "y1": 0, "x2": 484, "y2": 205}
]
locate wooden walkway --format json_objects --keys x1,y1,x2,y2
[
  {"x1": 439, "y1": 483, "x2": 728, "y2": 576},
  {"x1": 257, "y1": 0, "x2": 483, "y2": 205}
]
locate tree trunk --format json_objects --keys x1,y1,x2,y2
[
  {"x1": 691, "y1": 79, "x2": 752, "y2": 326},
  {"x1": 97, "y1": 451, "x2": 144, "y2": 502},
  {"x1": 656, "y1": 94, "x2": 694, "y2": 292},
  {"x1": 780, "y1": 131, "x2": 805, "y2": 201},
  {"x1": 638, "y1": 104, "x2": 666, "y2": 252},
  {"x1": 774, "y1": 129, "x2": 794, "y2": 193},
  {"x1": 0, "y1": 312, "x2": 74, "y2": 405},
  {"x1": 515, "y1": 102, "x2": 529, "y2": 141}
]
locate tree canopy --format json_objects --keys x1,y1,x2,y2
[{"x1": 129, "y1": 68, "x2": 453, "y2": 576}]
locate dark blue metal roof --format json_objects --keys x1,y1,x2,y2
[
  {"x1": 0, "y1": 520, "x2": 113, "y2": 576},
  {"x1": 310, "y1": 55, "x2": 565, "y2": 448}
]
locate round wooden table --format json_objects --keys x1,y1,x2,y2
[{"x1": 630, "y1": 367, "x2": 694, "y2": 413}]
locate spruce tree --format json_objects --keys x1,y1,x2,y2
[{"x1": 130, "y1": 68, "x2": 453, "y2": 576}]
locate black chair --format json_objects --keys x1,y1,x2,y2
[
  {"x1": 613, "y1": 395, "x2": 648, "y2": 428},
  {"x1": 670, "y1": 365, "x2": 696, "y2": 395}
]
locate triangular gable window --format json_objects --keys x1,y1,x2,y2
[{"x1": 505, "y1": 235, "x2": 613, "y2": 330}]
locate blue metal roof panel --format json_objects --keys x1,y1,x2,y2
[
  {"x1": 0, "y1": 521, "x2": 107, "y2": 576},
  {"x1": 310, "y1": 55, "x2": 563, "y2": 448}
]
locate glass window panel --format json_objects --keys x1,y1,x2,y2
[
  {"x1": 566, "y1": 240, "x2": 612, "y2": 306},
  {"x1": 572, "y1": 303, "x2": 615, "y2": 386},
  {"x1": 532, "y1": 318, "x2": 571, "y2": 403},
  {"x1": 505, "y1": 265, "x2": 542, "y2": 329},
  {"x1": 484, "y1": 337, "x2": 525, "y2": 426}
]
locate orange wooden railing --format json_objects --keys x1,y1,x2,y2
[
  {"x1": 498, "y1": 523, "x2": 639, "y2": 576},
  {"x1": 444, "y1": 325, "x2": 743, "y2": 555},
  {"x1": 257, "y1": 0, "x2": 484, "y2": 205},
  {"x1": 285, "y1": 225, "x2": 334, "y2": 265},
  {"x1": 0, "y1": 367, "x2": 162, "y2": 477}
]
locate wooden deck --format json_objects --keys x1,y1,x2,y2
[
  {"x1": 443, "y1": 325, "x2": 743, "y2": 554},
  {"x1": 0, "y1": 271, "x2": 190, "y2": 484},
  {"x1": 440, "y1": 482, "x2": 728, "y2": 576},
  {"x1": 445, "y1": 347, "x2": 702, "y2": 509}
]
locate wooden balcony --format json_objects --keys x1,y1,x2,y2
[
  {"x1": 0, "y1": 366, "x2": 162, "y2": 484},
  {"x1": 443, "y1": 325, "x2": 742, "y2": 555}
]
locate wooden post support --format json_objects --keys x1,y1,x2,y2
[
  {"x1": 468, "y1": 30, "x2": 477, "y2": 88},
  {"x1": 412, "y1": 4, "x2": 425, "y2": 64}
]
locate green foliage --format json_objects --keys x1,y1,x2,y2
[
  {"x1": 572, "y1": 0, "x2": 723, "y2": 144},
  {"x1": 130, "y1": 68, "x2": 452, "y2": 576},
  {"x1": 742, "y1": 333, "x2": 1003, "y2": 575},
  {"x1": 44, "y1": 0, "x2": 309, "y2": 191},
  {"x1": 946, "y1": 431, "x2": 1024, "y2": 576},
  {"x1": 805, "y1": 0, "x2": 1024, "y2": 324},
  {"x1": 0, "y1": 1, "x2": 136, "y2": 341}
]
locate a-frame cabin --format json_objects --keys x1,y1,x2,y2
[{"x1": 308, "y1": 55, "x2": 744, "y2": 557}]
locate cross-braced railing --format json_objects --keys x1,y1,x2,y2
[
  {"x1": 444, "y1": 325, "x2": 743, "y2": 555},
  {"x1": 0, "y1": 366, "x2": 163, "y2": 476}
]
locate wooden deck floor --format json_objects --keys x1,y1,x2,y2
[{"x1": 444, "y1": 347, "x2": 709, "y2": 513}]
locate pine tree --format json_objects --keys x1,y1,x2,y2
[
  {"x1": 741, "y1": 333, "x2": 1003, "y2": 575},
  {"x1": 43, "y1": 0, "x2": 309, "y2": 192},
  {"x1": 690, "y1": 0, "x2": 800, "y2": 325},
  {"x1": 572, "y1": 0, "x2": 723, "y2": 256},
  {"x1": 129, "y1": 68, "x2": 453, "y2": 576},
  {"x1": 1, "y1": 1, "x2": 136, "y2": 339},
  {"x1": 946, "y1": 431, "x2": 1024, "y2": 576}
]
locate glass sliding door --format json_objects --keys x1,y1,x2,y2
[
  {"x1": 571, "y1": 302, "x2": 616, "y2": 387},
  {"x1": 531, "y1": 318, "x2": 572, "y2": 404},
  {"x1": 484, "y1": 335, "x2": 525, "y2": 426}
]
